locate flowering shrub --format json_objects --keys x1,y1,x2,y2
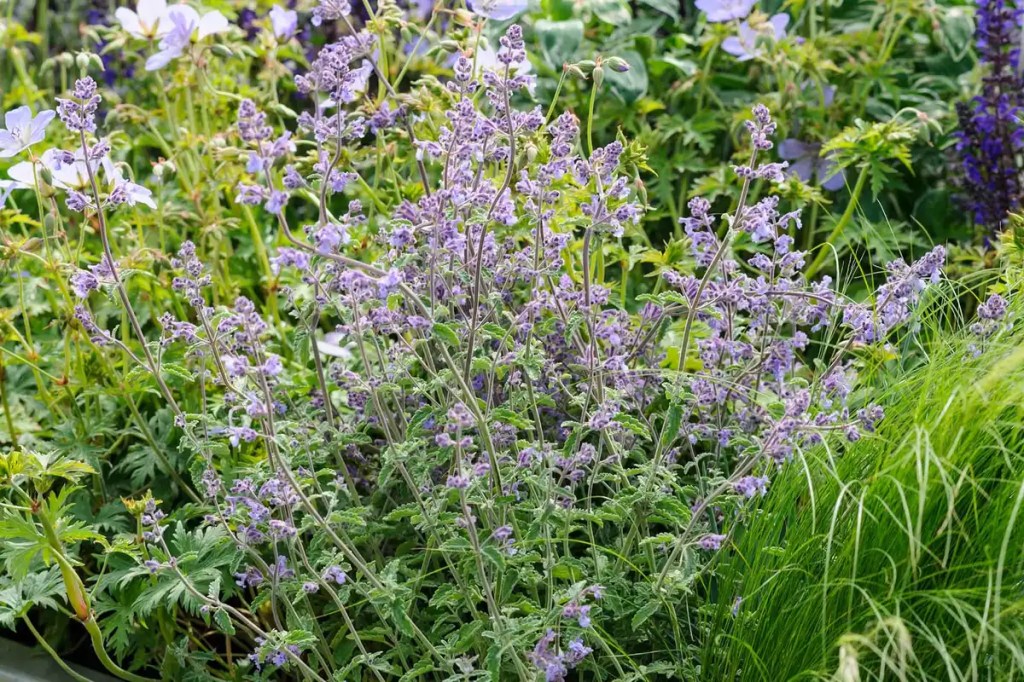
[{"x1": 0, "y1": 1, "x2": 1002, "y2": 681}]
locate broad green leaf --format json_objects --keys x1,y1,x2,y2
[
  {"x1": 631, "y1": 599, "x2": 661, "y2": 630},
  {"x1": 606, "y1": 51, "x2": 649, "y2": 104},
  {"x1": 432, "y1": 322, "x2": 460, "y2": 346},
  {"x1": 535, "y1": 20, "x2": 583, "y2": 70}
]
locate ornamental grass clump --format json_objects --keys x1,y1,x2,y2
[{"x1": 0, "y1": 2, "x2": 951, "y2": 680}]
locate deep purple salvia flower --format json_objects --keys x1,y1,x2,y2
[{"x1": 955, "y1": 0, "x2": 1024, "y2": 232}]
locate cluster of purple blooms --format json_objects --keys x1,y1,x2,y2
[
  {"x1": 561, "y1": 585, "x2": 603, "y2": 628},
  {"x1": 140, "y1": 9, "x2": 949, "y2": 671},
  {"x1": 969, "y1": 292, "x2": 1010, "y2": 354},
  {"x1": 527, "y1": 629, "x2": 593, "y2": 682},
  {"x1": 14, "y1": 0, "x2": 961, "y2": 677},
  {"x1": 955, "y1": 0, "x2": 1024, "y2": 231},
  {"x1": 248, "y1": 637, "x2": 301, "y2": 671}
]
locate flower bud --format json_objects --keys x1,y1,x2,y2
[
  {"x1": 525, "y1": 143, "x2": 538, "y2": 164},
  {"x1": 453, "y1": 8, "x2": 475, "y2": 25},
  {"x1": 38, "y1": 176, "x2": 56, "y2": 199},
  {"x1": 59, "y1": 559, "x2": 91, "y2": 621},
  {"x1": 575, "y1": 59, "x2": 596, "y2": 74},
  {"x1": 75, "y1": 52, "x2": 91, "y2": 74},
  {"x1": 604, "y1": 56, "x2": 630, "y2": 73},
  {"x1": 211, "y1": 44, "x2": 234, "y2": 58},
  {"x1": 121, "y1": 496, "x2": 147, "y2": 516},
  {"x1": 153, "y1": 160, "x2": 176, "y2": 179},
  {"x1": 439, "y1": 40, "x2": 462, "y2": 53},
  {"x1": 593, "y1": 65, "x2": 605, "y2": 89},
  {"x1": 635, "y1": 177, "x2": 648, "y2": 206},
  {"x1": 269, "y1": 103, "x2": 298, "y2": 119},
  {"x1": 564, "y1": 64, "x2": 588, "y2": 80}
]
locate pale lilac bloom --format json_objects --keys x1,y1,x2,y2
[
  {"x1": 108, "y1": 166, "x2": 157, "y2": 208},
  {"x1": 467, "y1": 0, "x2": 528, "y2": 21},
  {"x1": 698, "y1": 533, "x2": 727, "y2": 551},
  {"x1": 0, "y1": 106, "x2": 56, "y2": 158},
  {"x1": 777, "y1": 139, "x2": 845, "y2": 190},
  {"x1": 722, "y1": 13, "x2": 789, "y2": 61},
  {"x1": 803, "y1": 80, "x2": 836, "y2": 107},
  {"x1": 145, "y1": 4, "x2": 229, "y2": 71},
  {"x1": 474, "y1": 42, "x2": 532, "y2": 77},
  {"x1": 695, "y1": 0, "x2": 757, "y2": 23},
  {"x1": 316, "y1": 331, "x2": 355, "y2": 360},
  {"x1": 7, "y1": 148, "x2": 151, "y2": 207},
  {"x1": 269, "y1": 5, "x2": 298, "y2": 40},
  {"x1": 0, "y1": 180, "x2": 17, "y2": 207},
  {"x1": 7, "y1": 148, "x2": 105, "y2": 192},
  {"x1": 412, "y1": 0, "x2": 434, "y2": 19},
  {"x1": 115, "y1": 0, "x2": 173, "y2": 39}
]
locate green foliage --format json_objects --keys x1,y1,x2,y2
[
  {"x1": 701, "y1": 308, "x2": 1024, "y2": 680},
  {"x1": 0, "y1": 0, "x2": 1015, "y2": 681}
]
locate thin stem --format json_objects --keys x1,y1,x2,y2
[
  {"x1": 586, "y1": 75, "x2": 598, "y2": 157},
  {"x1": 0, "y1": 354, "x2": 18, "y2": 446},
  {"x1": 83, "y1": 618, "x2": 157, "y2": 682},
  {"x1": 805, "y1": 164, "x2": 870, "y2": 279},
  {"x1": 22, "y1": 616, "x2": 98, "y2": 682},
  {"x1": 674, "y1": 144, "x2": 759, "y2": 370}
]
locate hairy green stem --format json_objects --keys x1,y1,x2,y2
[
  {"x1": 805, "y1": 164, "x2": 870, "y2": 279},
  {"x1": 22, "y1": 616, "x2": 99, "y2": 682}
]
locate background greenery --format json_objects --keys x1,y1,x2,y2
[{"x1": 2, "y1": 1, "x2": 1022, "y2": 680}]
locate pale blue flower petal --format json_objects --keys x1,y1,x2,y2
[
  {"x1": 468, "y1": 0, "x2": 528, "y2": 21},
  {"x1": 695, "y1": 0, "x2": 757, "y2": 23}
]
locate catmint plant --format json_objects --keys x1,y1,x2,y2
[{"x1": 0, "y1": 1, "x2": 954, "y2": 680}]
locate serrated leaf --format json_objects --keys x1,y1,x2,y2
[
  {"x1": 213, "y1": 609, "x2": 236, "y2": 635},
  {"x1": 390, "y1": 602, "x2": 415, "y2": 638},
  {"x1": 433, "y1": 322, "x2": 459, "y2": 346},
  {"x1": 631, "y1": 599, "x2": 661, "y2": 630},
  {"x1": 480, "y1": 544, "x2": 506, "y2": 572},
  {"x1": 613, "y1": 413, "x2": 652, "y2": 439},
  {"x1": 659, "y1": 404, "x2": 683, "y2": 450},
  {"x1": 490, "y1": 408, "x2": 532, "y2": 430}
]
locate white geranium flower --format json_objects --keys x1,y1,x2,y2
[
  {"x1": 467, "y1": 0, "x2": 528, "y2": 21},
  {"x1": 145, "y1": 4, "x2": 230, "y2": 71},
  {"x1": 316, "y1": 332, "x2": 355, "y2": 360},
  {"x1": 269, "y1": 5, "x2": 298, "y2": 40},
  {"x1": 0, "y1": 106, "x2": 56, "y2": 158},
  {"x1": 7, "y1": 149, "x2": 152, "y2": 209},
  {"x1": 115, "y1": 0, "x2": 173, "y2": 39},
  {"x1": 0, "y1": 180, "x2": 17, "y2": 207},
  {"x1": 108, "y1": 166, "x2": 157, "y2": 208}
]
